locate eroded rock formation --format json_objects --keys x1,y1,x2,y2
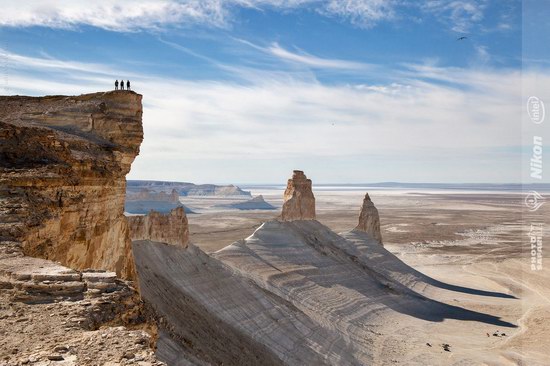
[
  {"x1": 217, "y1": 195, "x2": 276, "y2": 210},
  {"x1": 133, "y1": 217, "x2": 515, "y2": 366},
  {"x1": 127, "y1": 180, "x2": 251, "y2": 197},
  {"x1": 127, "y1": 188, "x2": 180, "y2": 203},
  {"x1": 355, "y1": 193, "x2": 383, "y2": 244},
  {"x1": 281, "y1": 170, "x2": 315, "y2": 221},
  {"x1": 127, "y1": 207, "x2": 189, "y2": 247},
  {"x1": 0, "y1": 243, "x2": 159, "y2": 365},
  {"x1": 0, "y1": 91, "x2": 143, "y2": 279}
]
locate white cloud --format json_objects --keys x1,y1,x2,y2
[
  {"x1": 0, "y1": 0, "x2": 493, "y2": 33},
  {"x1": 2, "y1": 48, "x2": 539, "y2": 183},
  {"x1": 321, "y1": 0, "x2": 398, "y2": 29},
  {"x1": 245, "y1": 41, "x2": 370, "y2": 70},
  {"x1": 268, "y1": 42, "x2": 368, "y2": 69},
  {"x1": 0, "y1": 0, "x2": 230, "y2": 31},
  {"x1": 474, "y1": 45, "x2": 490, "y2": 64},
  {"x1": 421, "y1": 0, "x2": 487, "y2": 33}
]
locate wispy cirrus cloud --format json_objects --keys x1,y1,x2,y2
[
  {"x1": 234, "y1": 39, "x2": 370, "y2": 70},
  {"x1": 2, "y1": 47, "x2": 536, "y2": 183},
  {"x1": 0, "y1": 0, "x2": 497, "y2": 34},
  {"x1": 0, "y1": 0, "x2": 231, "y2": 31},
  {"x1": 320, "y1": 0, "x2": 398, "y2": 29},
  {"x1": 421, "y1": 0, "x2": 487, "y2": 33},
  {"x1": 267, "y1": 42, "x2": 369, "y2": 69}
]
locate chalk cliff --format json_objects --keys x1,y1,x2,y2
[
  {"x1": 127, "y1": 180, "x2": 251, "y2": 197},
  {"x1": 127, "y1": 207, "x2": 189, "y2": 247},
  {"x1": 127, "y1": 188, "x2": 180, "y2": 203},
  {"x1": 281, "y1": 170, "x2": 315, "y2": 221},
  {"x1": 0, "y1": 91, "x2": 143, "y2": 279},
  {"x1": 355, "y1": 193, "x2": 383, "y2": 244},
  {"x1": 131, "y1": 171, "x2": 515, "y2": 365}
]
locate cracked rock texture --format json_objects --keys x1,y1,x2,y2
[
  {"x1": 0, "y1": 241, "x2": 162, "y2": 366},
  {"x1": 127, "y1": 188, "x2": 180, "y2": 203},
  {"x1": 0, "y1": 91, "x2": 143, "y2": 279},
  {"x1": 355, "y1": 193, "x2": 383, "y2": 244},
  {"x1": 127, "y1": 207, "x2": 189, "y2": 247},
  {"x1": 281, "y1": 170, "x2": 315, "y2": 221}
]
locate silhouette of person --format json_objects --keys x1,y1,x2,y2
[
  {"x1": 126, "y1": 80, "x2": 130, "y2": 90},
  {"x1": 120, "y1": 80, "x2": 125, "y2": 90},
  {"x1": 114, "y1": 80, "x2": 118, "y2": 90}
]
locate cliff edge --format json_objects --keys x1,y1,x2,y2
[{"x1": 0, "y1": 91, "x2": 143, "y2": 279}]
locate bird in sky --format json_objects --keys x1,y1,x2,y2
[{"x1": 457, "y1": 36, "x2": 468, "y2": 41}]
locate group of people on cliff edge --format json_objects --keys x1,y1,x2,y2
[{"x1": 114, "y1": 80, "x2": 130, "y2": 91}]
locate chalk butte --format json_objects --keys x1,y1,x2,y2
[
  {"x1": 281, "y1": 170, "x2": 315, "y2": 221},
  {"x1": 0, "y1": 91, "x2": 143, "y2": 279},
  {"x1": 133, "y1": 217, "x2": 515, "y2": 365},
  {"x1": 132, "y1": 172, "x2": 514, "y2": 365},
  {"x1": 355, "y1": 193, "x2": 383, "y2": 244},
  {"x1": 127, "y1": 180, "x2": 251, "y2": 197},
  {"x1": 128, "y1": 207, "x2": 189, "y2": 247},
  {"x1": 127, "y1": 188, "x2": 180, "y2": 203}
]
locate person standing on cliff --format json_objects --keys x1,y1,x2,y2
[
  {"x1": 120, "y1": 80, "x2": 125, "y2": 90},
  {"x1": 114, "y1": 80, "x2": 118, "y2": 90},
  {"x1": 126, "y1": 80, "x2": 131, "y2": 90}
]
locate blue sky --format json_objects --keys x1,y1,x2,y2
[{"x1": 0, "y1": 0, "x2": 547, "y2": 184}]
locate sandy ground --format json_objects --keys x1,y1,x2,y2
[{"x1": 183, "y1": 187, "x2": 550, "y2": 364}]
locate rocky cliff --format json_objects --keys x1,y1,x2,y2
[
  {"x1": 127, "y1": 188, "x2": 180, "y2": 203},
  {"x1": 127, "y1": 207, "x2": 189, "y2": 247},
  {"x1": 281, "y1": 170, "x2": 316, "y2": 221},
  {"x1": 0, "y1": 91, "x2": 143, "y2": 279},
  {"x1": 355, "y1": 193, "x2": 383, "y2": 244},
  {"x1": 127, "y1": 180, "x2": 251, "y2": 197}
]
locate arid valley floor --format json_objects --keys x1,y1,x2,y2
[
  {"x1": 1, "y1": 92, "x2": 549, "y2": 365},
  {"x1": 184, "y1": 187, "x2": 550, "y2": 365}
]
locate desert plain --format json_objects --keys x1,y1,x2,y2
[{"x1": 184, "y1": 185, "x2": 550, "y2": 365}]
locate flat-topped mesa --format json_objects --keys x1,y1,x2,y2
[
  {"x1": 127, "y1": 188, "x2": 180, "y2": 203},
  {"x1": 355, "y1": 193, "x2": 383, "y2": 244},
  {"x1": 0, "y1": 91, "x2": 143, "y2": 279},
  {"x1": 281, "y1": 170, "x2": 316, "y2": 221},
  {"x1": 127, "y1": 207, "x2": 189, "y2": 247}
]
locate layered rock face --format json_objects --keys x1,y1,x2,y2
[
  {"x1": 127, "y1": 180, "x2": 252, "y2": 197},
  {"x1": 281, "y1": 170, "x2": 315, "y2": 221},
  {"x1": 127, "y1": 188, "x2": 180, "y2": 203},
  {"x1": 127, "y1": 207, "x2": 189, "y2": 247},
  {"x1": 355, "y1": 193, "x2": 383, "y2": 244},
  {"x1": 0, "y1": 91, "x2": 143, "y2": 279}
]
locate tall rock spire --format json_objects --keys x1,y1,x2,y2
[
  {"x1": 355, "y1": 193, "x2": 382, "y2": 244},
  {"x1": 281, "y1": 170, "x2": 316, "y2": 221}
]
